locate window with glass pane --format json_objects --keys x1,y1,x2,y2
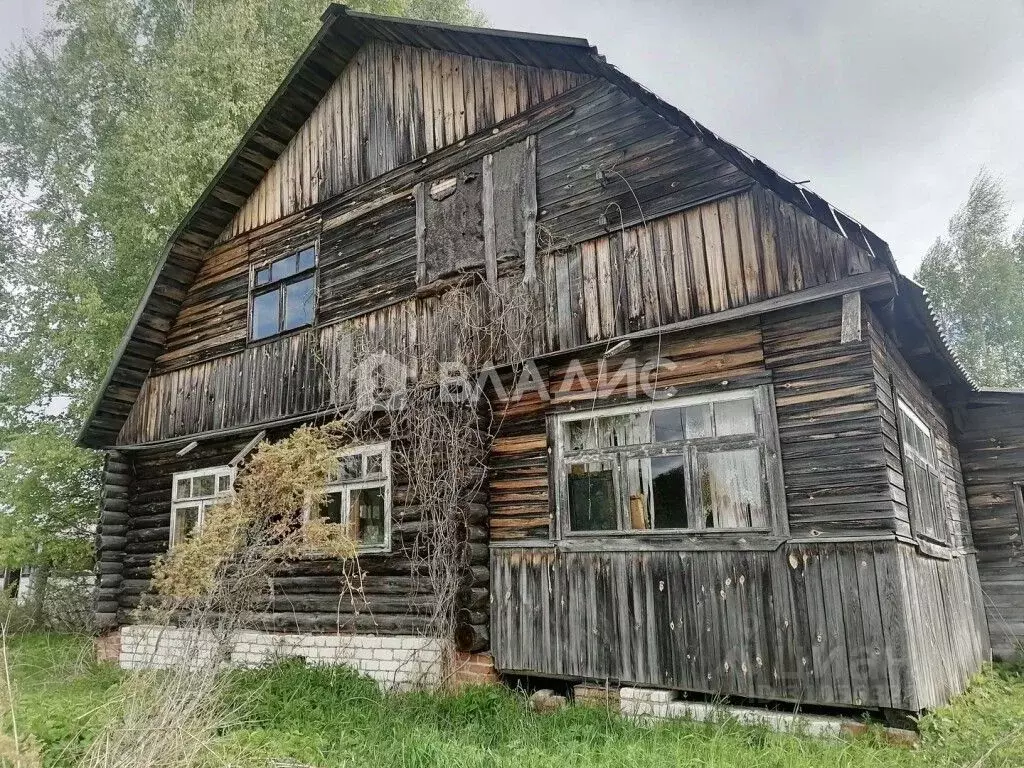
[
  {"x1": 250, "y1": 245, "x2": 317, "y2": 341},
  {"x1": 170, "y1": 466, "x2": 234, "y2": 547},
  {"x1": 897, "y1": 399, "x2": 948, "y2": 543},
  {"x1": 307, "y1": 442, "x2": 391, "y2": 552},
  {"x1": 555, "y1": 387, "x2": 780, "y2": 535}
]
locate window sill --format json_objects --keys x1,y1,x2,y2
[
  {"x1": 547, "y1": 534, "x2": 786, "y2": 553},
  {"x1": 247, "y1": 323, "x2": 315, "y2": 348}
]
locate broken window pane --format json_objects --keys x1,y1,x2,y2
[
  {"x1": 313, "y1": 491, "x2": 344, "y2": 525},
  {"x1": 651, "y1": 455, "x2": 688, "y2": 528},
  {"x1": 622, "y1": 458, "x2": 653, "y2": 530},
  {"x1": 337, "y1": 454, "x2": 362, "y2": 481},
  {"x1": 283, "y1": 276, "x2": 315, "y2": 330},
  {"x1": 697, "y1": 448, "x2": 766, "y2": 528},
  {"x1": 653, "y1": 407, "x2": 685, "y2": 442},
  {"x1": 567, "y1": 462, "x2": 617, "y2": 531},
  {"x1": 565, "y1": 414, "x2": 649, "y2": 452}
]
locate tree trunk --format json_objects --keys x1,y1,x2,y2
[{"x1": 28, "y1": 563, "x2": 50, "y2": 628}]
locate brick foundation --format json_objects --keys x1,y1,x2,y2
[
  {"x1": 450, "y1": 651, "x2": 498, "y2": 688},
  {"x1": 117, "y1": 625, "x2": 444, "y2": 691}
]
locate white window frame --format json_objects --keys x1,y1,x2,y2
[
  {"x1": 303, "y1": 441, "x2": 392, "y2": 554},
  {"x1": 551, "y1": 386, "x2": 786, "y2": 539},
  {"x1": 896, "y1": 397, "x2": 949, "y2": 544},
  {"x1": 169, "y1": 466, "x2": 235, "y2": 548}
]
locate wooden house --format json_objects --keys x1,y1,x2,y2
[{"x1": 80, "y1": 5, "x2": 1021, "y2": 713}]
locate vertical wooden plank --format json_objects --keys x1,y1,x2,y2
[
  {"x1": 667, "y1": 213, "x2": 693, "y2": 320},
  {"x1": 873, "y1": 543, "x2": 915, "y2": 710},
  {"x1": 841, "y1": 292, "x2": 862, "y2": 344},
  {"x1": 414, "y1": 182, "x2": 426, "y2": 287},
  {"x1": 684, "y1": 208, "x2": 712, "y2": 315},
  {"x1": 652, "y1": 218, "x2": 676, "y2": 324},
  {"x1": 580, "y1": 240, "x2": 601, "y2": 342},
  {"x1": 700, "y1": 203, "x2": 730, "y2": 312},
  {"x1": 440, "y1": 52, "x2": 455, "y2": 147},
  {"x1": 753, "y1": 187, "x2": 784, "y2": 297},
  {"x1": 554, "y1": 251, "x2": 572, "y2": 350},
  {"x1": 482, "y1": 153, "x2": 497, "y2": 287},
  {"x1": 797, "y1": 211, "x2": 826, "y2": 288},
  {"x1": 837, "y1": 545, "x2": 870, "y2": 706},
  {"x1": 775, "y1": 200, "x2": 804, "y2": 292},
  {"x1": 718, "y1": 196, "x2": 747, "y2": 308},
  {"x1": 523, "y1": 135, "x2": 538, "y2": 284},
  {"x1": 622, "y1": 228, "x2": 644, "y2": 331},
  {"x1": 802, "y1": 548, "x2": 835, "y2": 704},
  {"x1": 594, "y1": 236, "x2": 615, "y2": 339},
  {"x1": 637, "y1": 225, "x2": 661, "y2": 328},
  {"x1": 734, "y1": 192, "x2": 764, "y2": 302},
  {"x1": 567, "y1": 245, "x2": 584, "y2": 348},
  {"x1": 463, "y1": 56, "x2": 477, "y2": 137}
]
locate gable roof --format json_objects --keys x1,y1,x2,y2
[{"x1": 78, "y1": 3, "x2": 961, "y2": 448}]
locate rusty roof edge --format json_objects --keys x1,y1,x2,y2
[{"x1": 898, "y1": 275, "x2": 978, "y2": 393}]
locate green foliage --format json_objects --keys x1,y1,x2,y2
[
  {"x1": 0, "y1": 425, "x2": 99, "y2": 571},
  {"x1": 915, "y1": 169, "x2": 1024, "y2": 387},
  {"x1": 5, "y1": 634, "x2": 1024, "y2": 767},
  {"x1": 0, "y1": 0, "x2": 481, "y2": 577}
]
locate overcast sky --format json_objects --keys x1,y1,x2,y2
[{"x1": 3, "y1": 0, "x2": 1022, "y2": 273}]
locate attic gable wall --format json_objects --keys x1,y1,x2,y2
[{"x1": 223, "y1": 39, "x2": 591, "y2": 240}]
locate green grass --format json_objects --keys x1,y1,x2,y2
[{"x1": 3, "y1": 633, "x2": 1023, "y2": 767}]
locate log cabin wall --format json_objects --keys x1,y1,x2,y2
[
  {"x1": 957, "y1": 393, "x2": 1024, "y2": 661},
  {"x1": 118, "y1": 429, "x2": 489, "y2": 648}
]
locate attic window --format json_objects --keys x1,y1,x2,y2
[{"x1": 250, "y1": 245, "x2": 317, "y2": 341}]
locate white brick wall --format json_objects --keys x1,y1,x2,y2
[{"x1": 119, "y1": 625, "x2": 443, "y2": 691}]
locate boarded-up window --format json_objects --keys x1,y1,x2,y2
[
  {"x1": 553, "y1": 386, "x2": 783, "y2": 535},
  {"x1": 416, "y1": 136, "x2": 537, "y2": 287},
  {"x1": 417, "y1": 164, "x2": 485, "y2": 284},
  {"x1": 897, "y1": 398, "x2": 949, "y2": 544}
]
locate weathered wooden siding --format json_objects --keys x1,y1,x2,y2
[
  {"x1": 489, "y1": 299, "x2": 897, "y2": 542},
  {"x1": 224, "y1": 39, "x2": 591, "y2": 240},
  {"x1": 150, "y1": 70, "x2": 880, "y2": 379},
  {"x1": 492, "y1": 540, "x2": 985, "y2": 711},
  {"x1": 870, "y1": 314, "x2": 972, "y2": 547},
  {"x1": 897, "y1": 546, "x2": 989, "y2": 707},
  {"x1": 118, "y1": 431, "x2": 489, "y2": 646},
  {"x1": 957, "y1": 393, "x2": 1024, "y2": 660},
  {"x1": 122, "y1": 189, "x2": 879, "y2": 445},
  {"x1": 492, "y1": 542, "x2": 917, "y2": 709}
]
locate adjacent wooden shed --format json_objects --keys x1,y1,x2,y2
[{"x1": 81, "y1": 5, "x2": 1019, "y2": 714}]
